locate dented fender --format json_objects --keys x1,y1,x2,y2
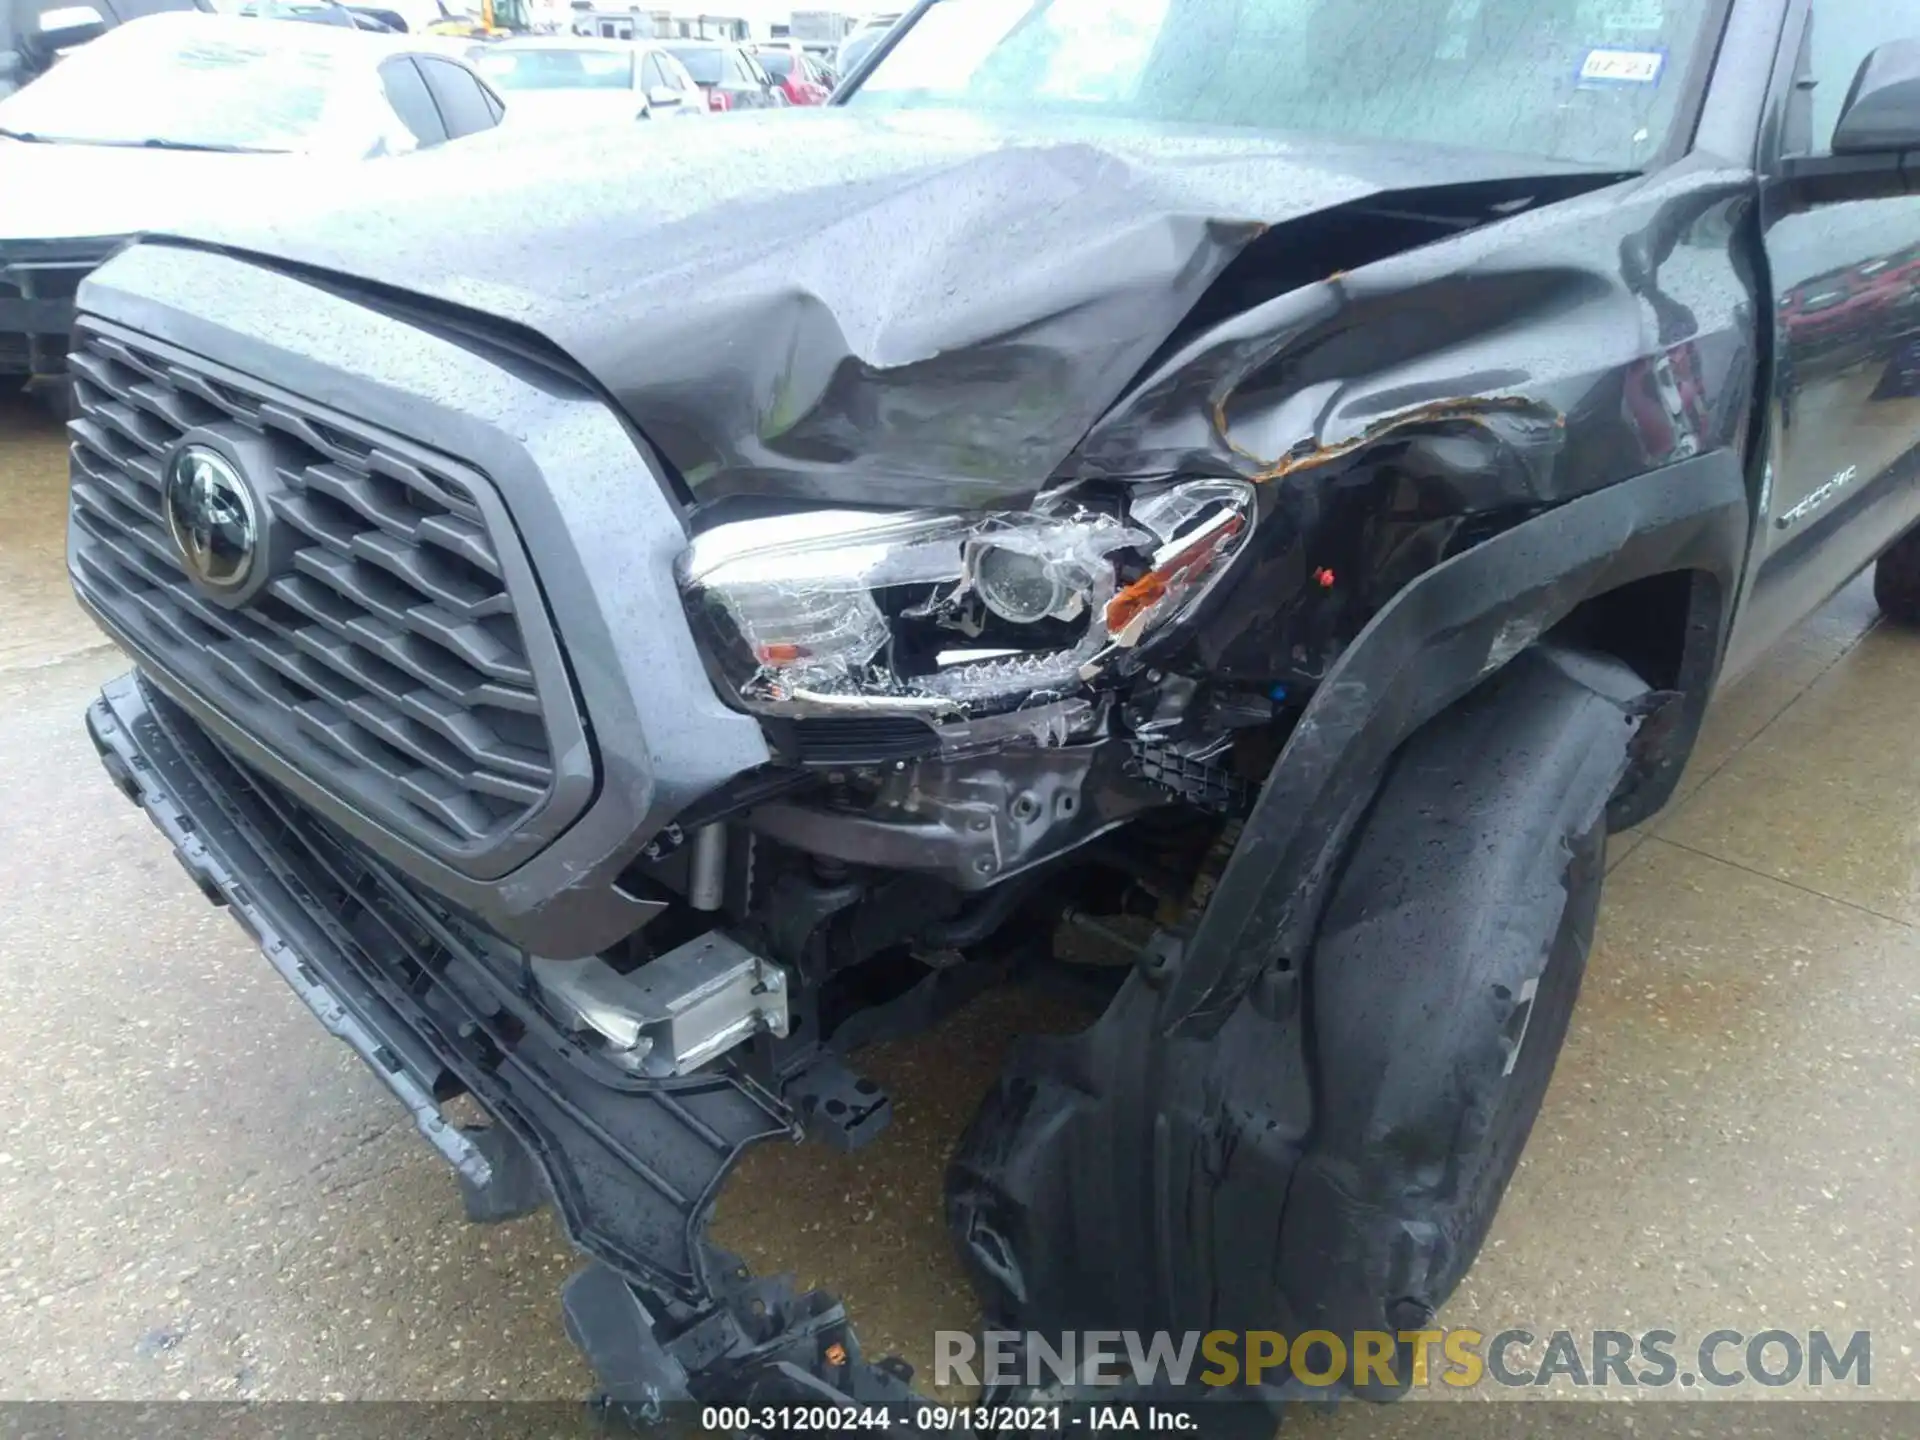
[{"x1": 1161, "y1": 448, "x2": 1752, "y2": 1038}]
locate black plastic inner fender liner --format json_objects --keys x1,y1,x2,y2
[
  {"x1": 1277, "y1": 645, "x2": 1644, "y2": 1396},
  {"x1": 1163, "y1": 449, "x2": 1749, "y2": 1039},
  {"x1": 84, "y1": 670, "x2": 915, "y2": 1410},
  {"x1": 950, "y1": 647, "x2": 1646, "y2": 1403},
  {"x1": 1875, "y1": 520, "x2": 1920, "y2": 624}
]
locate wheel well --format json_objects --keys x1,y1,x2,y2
[
  {"x1": 1552, "y1": 569, "x2": 1693, "y2": 690},
  {"x1": 1547, "y1": 566, "x2": 1726, "y2": 829}
]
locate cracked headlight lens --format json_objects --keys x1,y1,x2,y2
[
  {"x1": 971, "y1": 542, "x2": 1081, "y2": 624},
  {"x1": 676, "y1": 480, "x2": 1252, "y2": 717}
]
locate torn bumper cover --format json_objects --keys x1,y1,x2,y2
[{"x1": 85, "y1": 670, "x2": 917, "y2": 1411}]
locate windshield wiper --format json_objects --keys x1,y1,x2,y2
[
  {"x1": 0, "y1": 128, "x2": 267, "y2": 152},
  {"x1": 136, "y1": 137, "x2": 266, "y2": 153}
]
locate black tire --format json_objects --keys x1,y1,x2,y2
[
  {"x1": 1275, "y1": 646, "x2": 1645, "y2": 1396},
  {"x1": 1876, "y1": 525, "x2": 1920, "y2": 626},
  {"x1": 945, "y1": 647, "x2": 1647, "y2": 1406}
]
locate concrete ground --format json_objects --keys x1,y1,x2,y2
[{"x1": 1, "y1": 391, "x2": 1916, "y2": 1413}]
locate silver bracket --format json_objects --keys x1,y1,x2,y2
[{"x1": 532, "y1": 932, "x2": 789, "y2": 1077}]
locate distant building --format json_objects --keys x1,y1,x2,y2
[
  {"x1": 564, "y1": 4, "x2": 856, "y2": 41},
  {"x1": 780, "y1": 9, "x2": 854, "y2": 42},
  {"x1": 568, "y1": 4, "x2": 752, "y2": 38}
]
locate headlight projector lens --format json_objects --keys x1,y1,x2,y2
[{"x1": 972, "y1": 544, "x2": 1070, "y2": 624}]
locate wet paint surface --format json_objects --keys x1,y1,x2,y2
[
  {"x1": 119, "y1": 115, "x2": 1782, "y2": 714},
  {"x1": 138, "y1": 110, "x2": 1663, "y2": 513}
]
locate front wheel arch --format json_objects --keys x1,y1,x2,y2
[
  {"x1": 946, "y1": 644, "x2": 1648, "y2": 1400},
  {"x1": 1162, "y1": 451, "x2": 1749, "y2": 1036}
]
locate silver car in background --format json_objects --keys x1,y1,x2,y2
[
  {"x1": 469, "y1": 36, "x2": 704, "y2": 129},
  {"x1": 0, "y1": 10, "x2": 506, "y2": 411}
]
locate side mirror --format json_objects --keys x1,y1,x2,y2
[
  {"x1": 1834, "y1": 39, "x2": 1920, "y2": 153},
  {"x1": 31, "y1": 3, "x2": 108, "y2": 54},
  {"x1": 1779, "y1": 40, "x2": 1920, "y2": 211},
  {"x1": 646, "y1": 84, "x2": 681, "y2": 106}
]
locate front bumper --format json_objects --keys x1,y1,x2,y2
[{"x1": 86, "y1": 668, "x2": 917, "y2": 1409}]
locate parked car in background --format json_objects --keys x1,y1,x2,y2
[
  {"x1": 344, "y1": 5, "x2": 404, "y2": 29},
  {"x1": 1, "y1": 0, "x2": 211, "y2": 100},
  {"x1": 0, "y1": 11, "x2": 504, "y2": 414},
  {"x1": 344, "y1": 0, "x2": 463, "y2": 30},
  {"x1": 255, "y1": 0, "x2": 468, "y2": 31},
  {"x1": 659, "y1": 38, "x2": 779, "y2": 110},
  {"x1": 797, "y1": 38, "x2": 836, "y2": 84},
  {"x1": 239, "y1": 1, "x2": 395, "y2": 30},
  {"x1": 470, "y1": 35, "x2": 701, "y2": 128},
  {"x1": 750, "y1": 40, "x2": 829, "y2": 105}
]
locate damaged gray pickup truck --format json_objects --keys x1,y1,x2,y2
[{"x1": 63, "y1": 0, "x2": 1920, "y2": 1420}]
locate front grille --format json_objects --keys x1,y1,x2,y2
[{"x1": 67, "y1": 324, "x2": 561, "y2": 861}]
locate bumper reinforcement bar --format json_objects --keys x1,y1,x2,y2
[{"x1": 85, "y1": 670, "x2": 919, "y2": 1413}]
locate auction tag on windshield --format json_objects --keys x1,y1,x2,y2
[
  {"x1": 1579, "y1": 0, "x2": 1666, "y2": 31},
  {"x1": 1578, "y1": 47, "x2": 1666, "y2": 85}
]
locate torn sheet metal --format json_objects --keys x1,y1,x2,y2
[{"x1": 1064, "y1": 163, "x2": 1761, "y2": 691}]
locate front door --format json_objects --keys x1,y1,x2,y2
[{"x1": 1727, "y1": 0, "x2": 1920, "y2": 674}]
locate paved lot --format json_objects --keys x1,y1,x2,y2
[{"x1": 1, "y1": 391, "x2": 1916, "y2": 1414}]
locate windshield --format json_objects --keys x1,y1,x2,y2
[
  {"x1": 756, "y1": 49, "x2": 793, "y2": 77},
  {"x1": 663, "y1": 45, "x2": 723, "y2": 84},
  {"x1": 240, "y1": 2, "x2": 355, "y2": 25},
  {"x1": 844, "y1": 0, "x2": 1720, "y2": 168},
  {"x1": 474, "y1": 47, "x2": 633, "y2": 89},
  {"x1": 0, "y1": 18, "x2": 386, "y2": 151}
]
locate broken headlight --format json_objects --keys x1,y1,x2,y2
[{"x1": 676, "y1": 480, "x2": 1253, "y2": 716}]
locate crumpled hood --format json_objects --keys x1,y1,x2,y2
[
  {"x1": 145, "y1": 109, "x2": 1561, "y2": 506},
  {"x1": 0, "y1": 138, "x2": 335, "y2": 244}
]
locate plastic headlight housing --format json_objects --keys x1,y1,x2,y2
[{"x1": 676, "y1": 480, "x2": 1253, "y2": 716}]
